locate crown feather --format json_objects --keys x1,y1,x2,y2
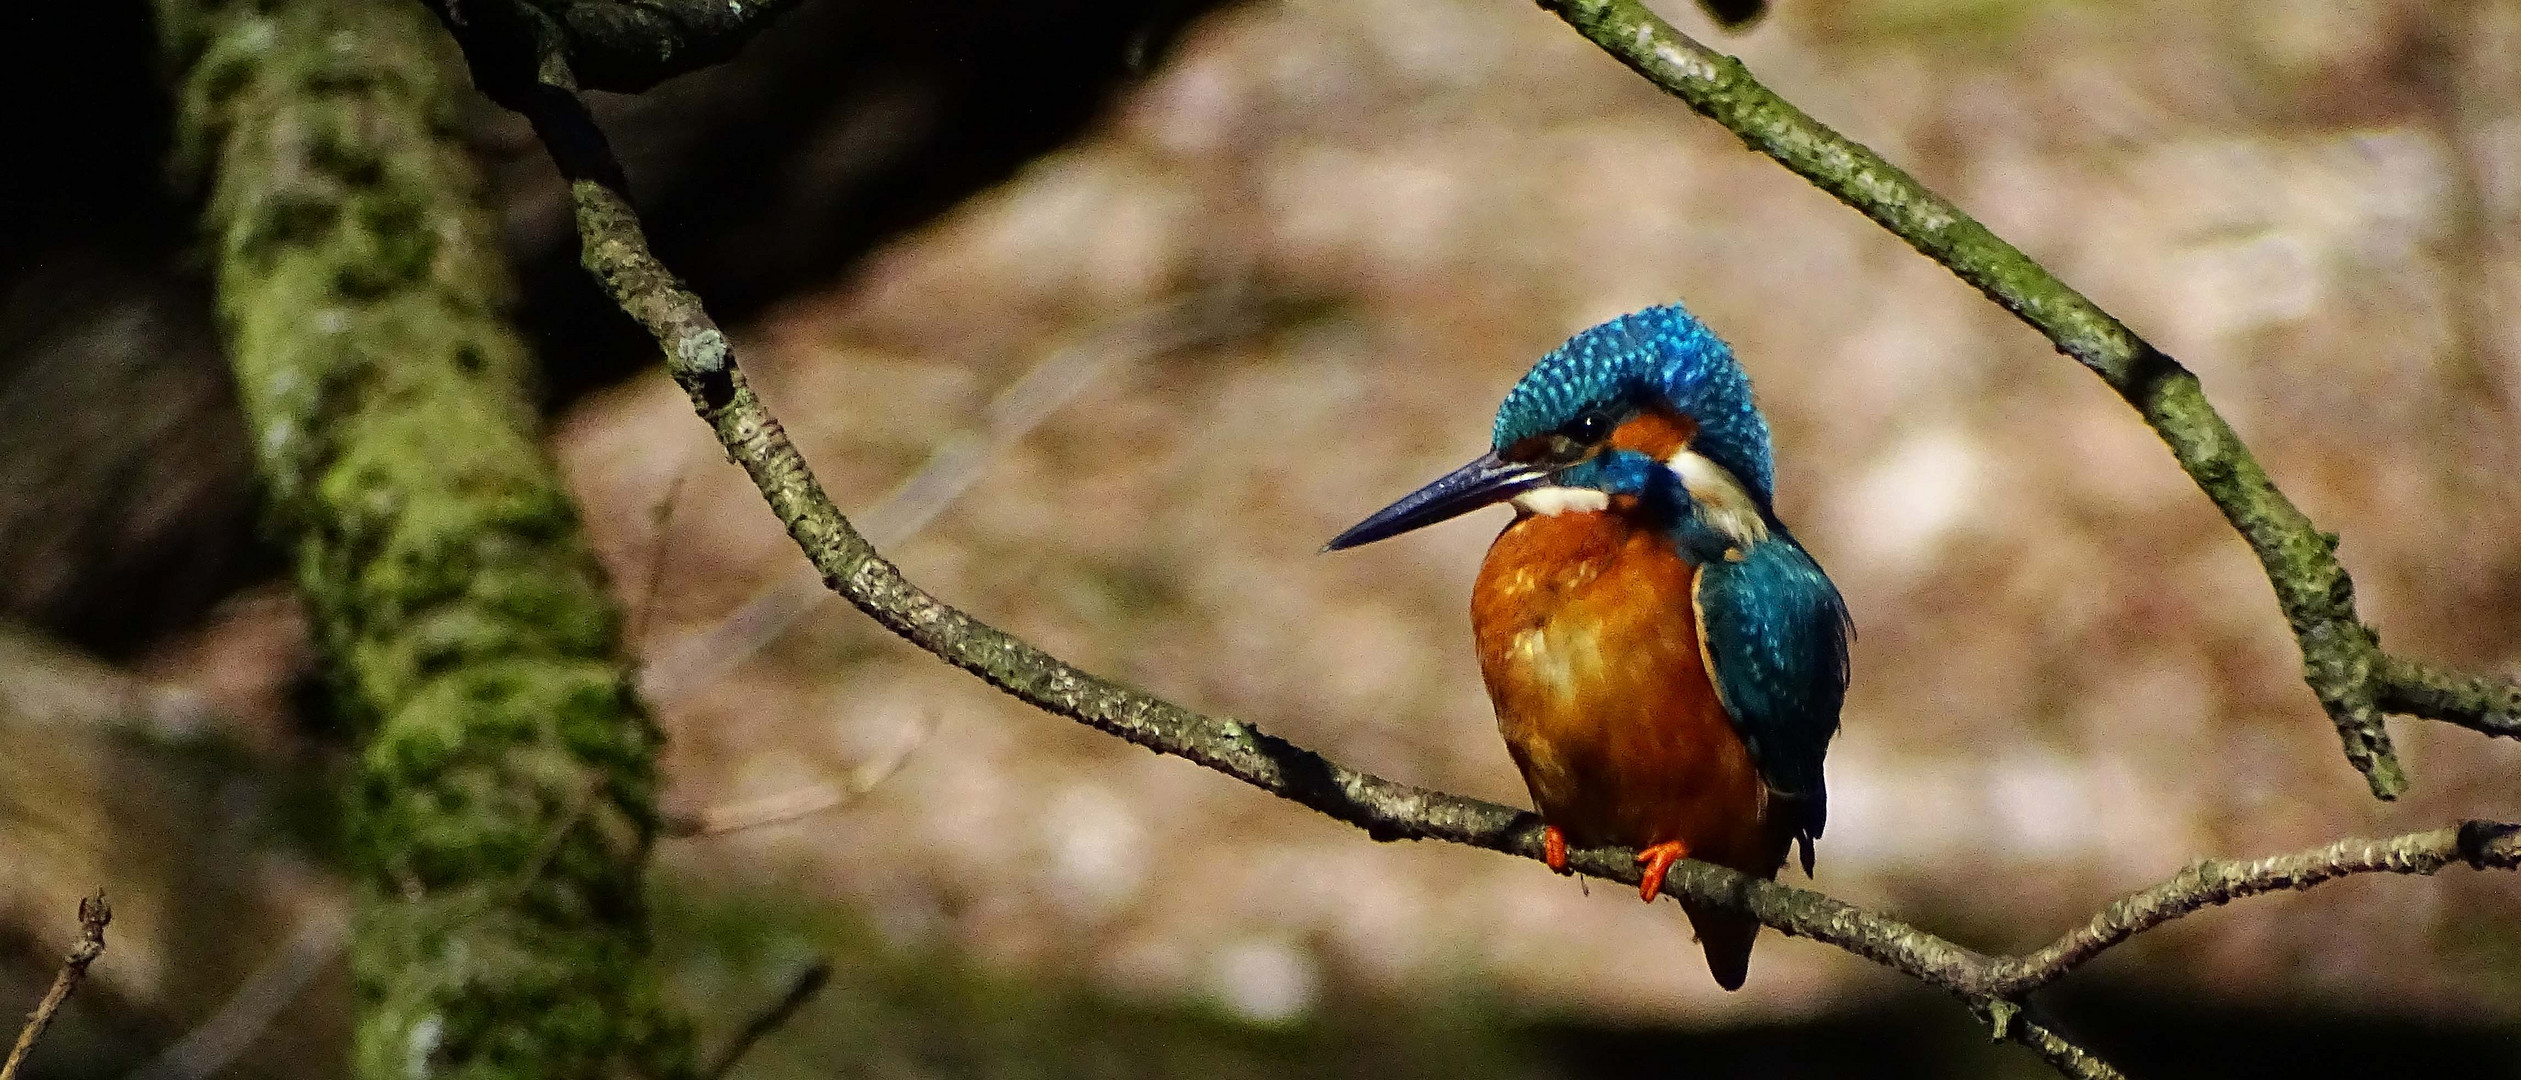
[{"x1": 1492, "y1": 304, "x2": 1776, "y2": 508}]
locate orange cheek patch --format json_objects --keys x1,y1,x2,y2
[{"x1": 1608, "y1": 409, "x2": 1697, "y2": 460}]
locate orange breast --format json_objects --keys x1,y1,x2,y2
[{"x1": 1470, "y1": 507, "x2": 1781, "y2": 877}]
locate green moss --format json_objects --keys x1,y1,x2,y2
[{"x1": 167, "y1": 0, "x2": 688, "y2": 1075}]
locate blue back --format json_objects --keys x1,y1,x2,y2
[{"x1": 1696, "y1": 527, "x2": 1850, "y2": 871}]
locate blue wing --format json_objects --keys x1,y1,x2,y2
[{"x1": 1692, "y1": 528, "x2": 1851, "y2": 875}]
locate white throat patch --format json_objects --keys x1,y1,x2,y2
[
  {"x1": 1668, "y1": 449, "x2": 1770, "y2": 549},
  {"x1": 1505, "y1": 452, "x2": 1769, "y2": 551},
  {"x1": 1510, "y1": 486, "x2": 1610, "y2": 517}
]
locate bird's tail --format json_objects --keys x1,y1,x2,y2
[{"x1": 1683, "y1": 903, "x2": 1761, "y2": 991}]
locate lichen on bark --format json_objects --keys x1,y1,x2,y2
[{"x1": 164, "y1": 1, "x2": 688, "y2": 1076}]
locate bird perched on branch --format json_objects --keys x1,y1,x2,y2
[{"x1": 1327, "y1": 304, "x2": 1850, "y2": 989}]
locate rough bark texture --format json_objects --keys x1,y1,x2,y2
[{"x1": 164, "y1": 1, "x2": 686, "y2": 1076}]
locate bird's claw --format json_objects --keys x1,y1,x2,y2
[
  {"x1": 1634, "y1": 841, "x2": 1690, "y2": 901},
  {"x1": 1543, "y1": 825, "x2": 1571, "y2": 875}
]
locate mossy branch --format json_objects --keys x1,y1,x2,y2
[
  {"x1": 1534, "y1": 0, "x2": 2521, "y2": 798},
  {"x1": 168, "y1": 1, "x2": 688, "y2": 1076},
  {"x1": 426, "y1": 14, "x2": 2521, "y2": 1075}
]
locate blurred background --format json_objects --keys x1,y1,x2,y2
[{"x1": 4, "y1": 0, "x2": 2520, "y2": 1076}]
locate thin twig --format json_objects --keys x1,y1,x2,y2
[
  {"x1": 0, "y1": 893, "x2": 109, "y2": 1080},
  {"x1": 2012, "y1": 1018, "x2": 2126, "y2": 1080},
  {"x1": 698, "y1": 958, "x2": 831, "y2": 1080},
  {"x1": 664, "y1": 784, "x2": 850, "y2": 838},
  {"x1": 1983, "y1": 822, "x2": 2521, "y2": 995},
  {"x1": 124, "y1": 909, "x2": 346, "y2": 1080},
  {"x1": 130, "y1": 783, "x2": 625, "y2": 1080},
  {"x1": 663, "y1": 708, "x2": 938, "y2": 837},
  {"x1": 637, "y1": 287, "x2": 1263, "y2": 702},
  {"x1": 453, "y1": 13, "x2": 2521, "y2": 1078},
  {"x1": 629, "y1": 465, "x2": 692, "y2": 655},
  {"x1": 2377, "y1": 655, "x2": 2521, "y2": 739}
]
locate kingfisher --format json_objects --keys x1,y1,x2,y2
[{"x1": 1326, "y1": 304, "x2": 1851, "y2": 990}]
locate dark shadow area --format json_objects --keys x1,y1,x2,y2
[
  {"x1": 488, "y1": 0, "x2": 1228, "y2": 405},
  {"x1": 0, "y1": 0, "x2": 1229, "y2": 653},
  {"x1": 1537, "y1": 987, "x2": 2521, "y2": 1079},
  {"x1": 2040, "y1": 986, "x2": 2521, "y2": 1080},
  {"x1": 0, "y1": 2, "x2": 264, "y2": 656}
]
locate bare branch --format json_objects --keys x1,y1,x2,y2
[
  {"x1": 638, "y1": 287, "x2": 1264, "y2": 702},
  {"x1": 2010, "y1": 1018, "x2": 2127, "y2": 1080},
  {"x1": 2377, "y1": 656, "x2": 2521, "y2": 739},
  {"x1": 0, "y1": 893, "x2": 109, "y2": 1080},
  {"x1": 628, "y1": 466, "x2": 693, "y2": 656},
  {"x1": 661, "y1": 709, "x2": 938, "y2": 837},
  {"x1": 699, "y1": 958, "x2": 830, "y2": 1080},
  {"x1": 125, "y1": 910, "x2": 346, "y2": 1080},
  {"x1": 1530, "y1": 0, "x2": 2521, "y2": 798},
  {"x1": 421, "y1": 0, "x2": 805, "y2": 93},
  {"x1": 441, "y1": 11, "x2": 2521, "y2": 1079},
  {"x1": 1985, "y1": 821, "x2": 2521, "y2": 996}
]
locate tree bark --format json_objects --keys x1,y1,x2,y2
[{"x1": 162, "y1": 1, "x2": 687, "y2": 1076}]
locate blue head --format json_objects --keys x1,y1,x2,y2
[
  {"x1": 1494, "y1": 305, "x2": 1774, "y2": 507},
  {"x1": 1326, "y1": 304, "x2": 1779, "y2": 554}
]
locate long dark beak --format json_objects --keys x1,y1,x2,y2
[{"x1": 1323, "y1": 450, "x2": 1545, "y2": 552}]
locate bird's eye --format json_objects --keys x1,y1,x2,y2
[{"x1": 1568, "y1": 411, "x2": 1611, "y2": 444}]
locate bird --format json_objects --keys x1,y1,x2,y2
[{"x1": 1325, "y1": 303, "x2": 1850, "y2": 990}]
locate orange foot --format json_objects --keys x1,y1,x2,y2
[
  {"x1": 1543, "y1": 825, "x2": 1570, "y2": 875},
  {"x1": 1634, "y1": 841, "x2": 1690, "y2": 902}
]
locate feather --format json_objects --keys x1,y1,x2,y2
[{"x1": 1691, "y1": 528, "x2": 1851, "y2": 873}]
